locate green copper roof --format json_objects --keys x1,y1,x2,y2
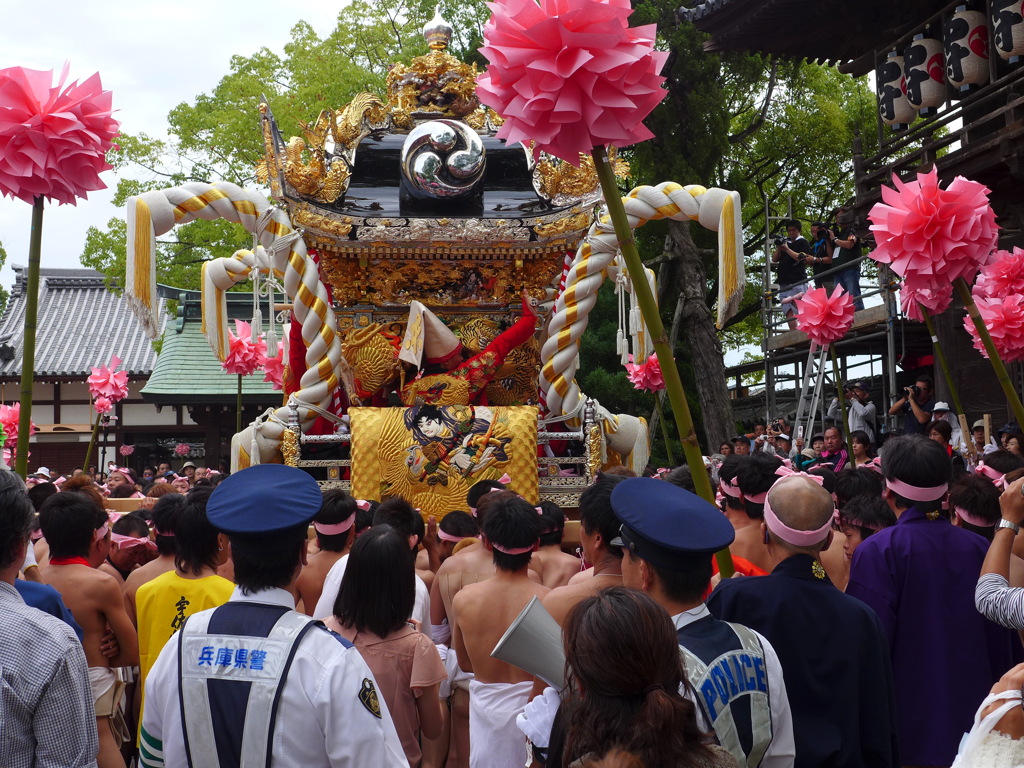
[{"x1": 141, "y1": 291, "x2": 282, "y2": 406}]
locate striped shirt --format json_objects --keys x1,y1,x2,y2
[
  {"x1": 0, "y1": 581, "x2": 98, "y2": 767},
  {"x1": 975, "y1": 573, "x2": 1024, "y2": 630}
]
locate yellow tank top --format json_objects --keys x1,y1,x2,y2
[{"x1": 136, "y1": 571, "x2": 234, "y2": 686}]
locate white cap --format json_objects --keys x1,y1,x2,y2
[
  {"x1": 33, "y1": 466, "x2": 51, "y2": 477},
  {"x1": 933, "y1": 401, "x2": 951, "y2": 412}
]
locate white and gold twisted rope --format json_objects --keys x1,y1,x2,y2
[
  {"x1": 540, "y1": 182, "x2": 743, "y2": 465},
  {"x1": 125, "y1": 181, "x2": 341, "y2": 468}
]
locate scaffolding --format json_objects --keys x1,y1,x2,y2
[{"x1": 741, "y1": 197, "x2": 906, "y2": 434}]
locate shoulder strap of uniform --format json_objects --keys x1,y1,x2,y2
[{"x1": 257, "y1": 613, "x2": 320, "y2": 768}]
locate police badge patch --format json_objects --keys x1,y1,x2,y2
[{"x1": 360, "y1": 678, "x2": 382, "y2": 718}]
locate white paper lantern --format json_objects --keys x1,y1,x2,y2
[
  {"x1": 878, "y1": 51, "x2": 915, "y2": 128},
  {"x1": 992, "y1": 0, "x2": 1024, "y2": 63},
  {"x1": 904, "y1": 34, "x2": 946, "y2": 115},
  {"x1": 944, "y1": 6, "x2": 991, "y2": 91}
]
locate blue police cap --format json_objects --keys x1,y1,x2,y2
[
  {"x1": 610, "y1": 477, "x2": 734, "y2": 571},
  {"x1": 207, "y1": 464, "x2": 322, "y2": 538}
]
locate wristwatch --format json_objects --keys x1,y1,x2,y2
[{"x1": 998, "y1": 519, "x2": 1020, "y2": 536}]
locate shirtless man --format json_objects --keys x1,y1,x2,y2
[
  {"x1": 40, "y1": 493, "x2": 139, "y2": 768},
  {"x1": 452, "y1": 492, "x2": 549, "y2": 768},
  {"x1": 125, "y1": 493, "x2": 185, "y2": 626},
  {"x1": 533, "y1": 501, "x2": 581, "y2": 588},
  {"x1": 731, "y1": 452, "x2": 784, "y2": 573},
  {"x1": 99, "y1": 514, "x2": 151, "y2": 587},
  {"x1": 297, "y1": 489, "x2": 357, "y2": 615},
  {"x1": 542, "y1": 473, "x2": 627, "y2": 626},
  {"x1": 716, "y1": 455, "x2": 772, "y2": 574}
]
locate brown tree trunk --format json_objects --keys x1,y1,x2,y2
[{"x1": 662, "y1": 218, "x2": 735, "y2": 450}]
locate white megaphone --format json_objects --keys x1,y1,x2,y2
[{"x1": 490, "y1": 596, "x2": 566, "y2": 690}]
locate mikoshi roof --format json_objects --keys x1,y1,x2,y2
[
  {"x1": 0, "y1": 266, "x2": 163, "y2": 380},
  {"x1": 141, "y1": 288, "x2": 281, "y2": 406}
]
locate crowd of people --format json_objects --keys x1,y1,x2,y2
[{"x1": 7, "y1": 383, "x2": 1024, "y2": 768}]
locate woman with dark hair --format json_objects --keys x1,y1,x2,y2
[
  {"x1": 847, "y1": 429, "x2": 876, "y2": 468},
  {"x1": 557, "y1": 587, "x2": 734, "y2": 768},
  {"x1": 327, "y1": 525, "x2": 445, "y2": 767}
]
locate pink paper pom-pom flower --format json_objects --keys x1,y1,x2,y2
[
  {"x1": 88, "y1": 355, "x2": 129, "y2": 403},
  {"x1": 795, "y1": 285, "x2": 855, "y2": 346},
  {"x1": 93, "y1": 396, "x2": 112, "y2": 415},
  {"x1": 868, "y1": 167, "x2": 998, "y2": 289},
  {"x1": 899, "y1": 282, "x2": 953, "y2": 322},
  {"x1": 476, "y1": 0, "x2": 668, "y2": 164},
  {"x1": 964, "y1": 295, "x2": 1024, "y2": 363},
  {"x1": 0, "y1": 402, "x2": 34, "y2": 449},
  {"x1": 119, "y1": 444, "x2": 135, "y2": 457},
  {"x1": 222, "y1": 320, "x2": 267, "y2": 377},
  {"x1": 625, "y1": 354, "x2": 665, "y2": 392},
  {"x1": 261, "y1": 341, "x2": 286, "y2": 391},
  {"x1": 0, "y1": 65, "x2": 119, "y2": 206},
  {"x1": 174, "y1": 442, "x2": 191, "y2": 457},
  {"x1": 974, "y1": 247, "x2": 1024, "y2": 300}
]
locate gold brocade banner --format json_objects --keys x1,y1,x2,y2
[{"x1": 350, "y1": 405, "x2": 539, "y2": 519}]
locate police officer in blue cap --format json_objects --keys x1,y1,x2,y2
[
  {"x1": 140, "y1": 465, "x2": 407, "y2": 768},
  {"x1": 611, "y1": 477, "x2": 795, "y2": 768}
]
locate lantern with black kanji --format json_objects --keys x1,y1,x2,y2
[
  {"x1": 992, "y1": 0, "x2": 1024, "y2": 63},
  {"x1": 878, "y1": 51, "x2": 915, "y2": 128},
  {"x1": 944, "y1": 5, "x2": 991, "y2": 92},
  {"x1": 904, "y1": 33, "x2": 946, "y2": 115}
]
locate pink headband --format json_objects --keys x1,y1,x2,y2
[
  {"x1": 153, "y1": 526, "x2": 175, "y2": 537},
  {"x1": 110, "y1": 532, "x2": 157, "y2": 554},
  {"x1": 438, "y1": 529, "x2": 473, "y2": 543},
  {"x1": 954, "y1": 506, "x2": 994, "y2": 528},
  {"x1": 720, "y1": 478, "x2": 742, "y2": 498},
  {"x1": 314, "y1": 513, "x2": 355, "y2": 536},
  {"x1": 835, "y1": 510, "x2": 888, "y2": 533},
  {"x1": 488, "y1": 538, "x2": 538, "y2": 555},
  {"x1": 94, "y1": 524, "x2": 109, "y2": 543},
  {"x1": 497, "y1": 473, "x2": 512, "y2": 484},
  {"x1": 744, "y1": 489, "x2": 769, "y2": 504},
  {"x1": 885, "y1": 477, "x2": 948, "y2": 502},
  {"x1": 860, "y1": 457, "x2": 884, "y2": 475},
  {"x1": 976, "y1": 462, "x2": 1008, "y2": 490},
  {"x1": 763, "y1": 473, "x2": 832, "y2": 547},
  {"x1": 355, "y1": 499, "x2": 372, "y2": 511}
]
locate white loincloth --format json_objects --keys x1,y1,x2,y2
[
  {"x1": 469, "y1": 679, "x2": 532, "y2": 768},
  {"x1": 88, "y1": 666, "x2": 129, "y2": 742}
]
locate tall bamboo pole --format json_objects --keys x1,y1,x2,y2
[
  {"x1": 81, "y1": 411, "x2": 102, "y2": 474},
  {"x1": 591, "y1": 146, "x2": 733, "y2": 576},
  {"x1": 15, "y1": 198, "x2": 44, "y2": 478},
  {"x1": 920, "y1": 307, "x2": 965, "y2": 415},
  {"x1": 828, "y1": 344, "x2": 847, "y2": 431},
  {"x1": 956, "y1": 278, "x2": 1024, "y2": 428}
]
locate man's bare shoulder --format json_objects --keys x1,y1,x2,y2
[
  {"x1": 543, "y1": 575, "x2": 620, "y2": 623},
  {"x1": 126, "y1": 558, "x2": 169, "y2": 590},
  {"x1": 438, "y1": 543, "x2": 488, "y2": 574}
]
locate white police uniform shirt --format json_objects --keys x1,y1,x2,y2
[
  {"x1": 140, "y1": 586, "x2": 407, "y2": 768},
  {"x1": 673, "y1": 606, "x2": 796, "y2": 768},
  {"x1": 313, "y1": 553, "x2": 430, "y2": 629}
]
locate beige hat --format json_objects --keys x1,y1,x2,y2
[{"x1": 400, "y1": 301, "x2": 462, "y2": 368}]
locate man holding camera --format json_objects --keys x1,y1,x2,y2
[
  {"x1": 809, "y1": 222, "x2": 834, "y2": 290},
  {"x1": 771, "y1": 219, "x2": 812, "y2": 329},
  {"x1": 828, "y1": 206, "x2": 864, "y2": 311},
  {"x1": 827, "y1": 381, "x2": 877, "y2": 443},
  {"x1": 886, "y1": 374, "x2": 935, "y2": 436}
]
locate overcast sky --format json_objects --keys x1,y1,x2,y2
[{"x1": 0, "y1": 1, "x2": 345, "y2": 287}]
